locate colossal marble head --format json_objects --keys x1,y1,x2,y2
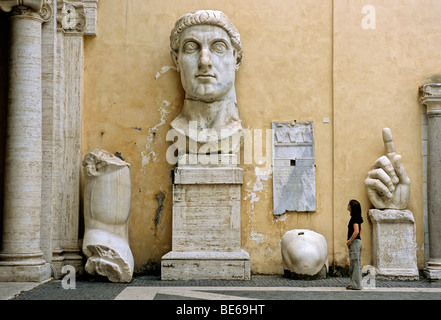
[
  {"x1": 169, "y1": 10, "x2": 244, "y2": 154},
  {"x1": 170, "y1": 10, "x2": 243, "y2": 102}
]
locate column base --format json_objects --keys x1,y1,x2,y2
[
  {"x1": 0, "y1": 262, "x2": 51, "y2": 282},
  {"x1": 62, "y1": 250, "x2": 84, "y2": 275},
  {"x1": 424, "y1": 261, "x2": 441, "y2": 280},
  {"x1": 161, "y1": 250, "x2": 251, "y2": 281},
  {"x1": 51, "y1": 250, "x2": 85, "y2": 278},
  {"x1": 50, "y1": 250, "x2": 65, "y2": 277}
]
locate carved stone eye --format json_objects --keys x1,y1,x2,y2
[
  {"x1": 183, "y1": 41, "x2": 199, "y2": 53},
  {"x1": 211, "y1": 41, "x2": 227, "y2": 53}
]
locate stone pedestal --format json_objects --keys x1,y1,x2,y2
[
  {"x1": 368, "y1": 209, "x2": 419, "y2": 280},
  {"x1": 161, "y1": 154, "x2": 251, "y2": 280},
  {"x1": 420, "y1": 83, "x2": 441, "y2": 280}
]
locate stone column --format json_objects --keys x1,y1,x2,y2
[
  {"x1": 420, "y1": 83, "x2": 441, "y2": 280},
  {"x1": 57, "y1": 1, "x2": 86, "y2": 271},
  {"x1": 0, "y1": 0, "x2": 52, "y2": 282},
  {"x1": 50, "y1": 22, "x2": 66, "y2": 273},
  {"x1": 40, "y1": 0, "x2": 57, "y2": 265}
]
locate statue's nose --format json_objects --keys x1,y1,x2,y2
[{"x1": 198, "y1": 48, "x2": 212, "y2": 70}]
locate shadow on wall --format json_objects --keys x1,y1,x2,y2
[{"x1": 428, "y1": 74, "x2": 441, "y2": 83}]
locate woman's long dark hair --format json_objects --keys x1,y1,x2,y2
[{"x1": 349, "y1": 199, "x2": 363, "y2": 222}]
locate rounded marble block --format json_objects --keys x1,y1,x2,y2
[
  {"x1": 82, "y1": 149, "x2": 134, "y2": 282},
  {"x1": 281, "y1": 229, "x2": 328, "y2": 279}
]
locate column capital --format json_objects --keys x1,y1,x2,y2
[
  {"x1": 419, "y1": 83, "x2": 441, "y2": 116},
  {"x1": 1, "y1": 0, "x2": 52, "y2": 22},
  {"x1": 0, "y1": 0, "x2": 42, "y2": 12}
]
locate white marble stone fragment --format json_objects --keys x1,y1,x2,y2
[
  {"x1": 281, "y1": 229, "x2": 328, "y2": 279},
  {"x1": 82, "y1": 149, "x2": 134, "y2": 283}
]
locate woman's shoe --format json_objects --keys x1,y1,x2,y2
[{"x1": 346, "y1": 285, "x2": 361, "y2": 290}]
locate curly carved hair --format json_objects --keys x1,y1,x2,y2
[{"x1": 170, "y1": 10, "x2": 243, "y2": 68}]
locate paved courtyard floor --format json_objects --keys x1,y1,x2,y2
[
  {"x1": 2, "y1": 274, "x2": 439, "y2": 318},
  {"x1": 3, "y1": 274, "x2": 441, "y2": 300}
]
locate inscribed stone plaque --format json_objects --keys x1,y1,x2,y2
[{"x1": 272, "y1": 121, "x2": 316, "y2": 215}]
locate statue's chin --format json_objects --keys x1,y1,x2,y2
[{"x1": 184, "y1": 82, "x2": 234, "y2": 103}]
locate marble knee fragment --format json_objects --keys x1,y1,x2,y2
[
  {"x1": 82, "y1": 149, "x2": 134, "y2": 282},
  {"x1": 281, "y1": 229, "x2": 328, "y2": 279}
]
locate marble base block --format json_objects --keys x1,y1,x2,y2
[
  {"x1": 369, "y1": 209, "x2": 419, "y2": 280},
  {"x1": 161, "y1": 154, "x2": 250, "y2": 280},
  {"x1": 161, "y1": 250, "x2": 251, "y2": 280}
]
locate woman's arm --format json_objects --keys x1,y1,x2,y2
[{"x1": 346, "y1": 223, "x2": 360, "y2": 247}]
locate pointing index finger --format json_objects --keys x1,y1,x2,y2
[{"x1": 382, "y1": 128, "x2": 397, "y2": 161}]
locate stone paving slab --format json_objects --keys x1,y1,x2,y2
[
  {"x1": 114, "y1": 285, "x2": 441, "y2": 300},
  {"x1": 8, "y1": 274, "x2": 441, "y2": 300},
  {"x1": 0, "y1": 282, "x2": 42, "y2": 300},
  {"x1": 3, "y1": 274, "x2": 440, "y2": 319}
]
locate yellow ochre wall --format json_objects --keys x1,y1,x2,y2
[{"x1": 82, "y1": 0, "x2": 441, "y2": 274}]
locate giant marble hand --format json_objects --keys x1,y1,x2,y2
[{"x1": 364, "y1": 128, "x2": 410, "y2": 210}]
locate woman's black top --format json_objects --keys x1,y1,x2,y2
[{"x1": 347, "y1": 216, "x2": 363, "y2": 241}]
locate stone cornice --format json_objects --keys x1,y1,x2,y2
[
  {"x1": 420, "y1": 83, "x2": 441, "y2": 116},
  {"x1": 420, "y1": 83, "x2": 441, "y2": 99}
]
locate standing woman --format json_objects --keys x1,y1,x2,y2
[{"x1": 346, "y1": 199, "x2": 363, "y2": 290}]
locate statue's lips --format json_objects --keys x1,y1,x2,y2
[{"x1": 196, "y1": 74, "x2": 216, "y2": 79}]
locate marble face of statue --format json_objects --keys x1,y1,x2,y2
[
  {"x1": 169, "y1": 10, "x2": 244, "y2": 155},
  {"x1": 172, "y1": 24, "x2": 237, "y2": 102}
]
